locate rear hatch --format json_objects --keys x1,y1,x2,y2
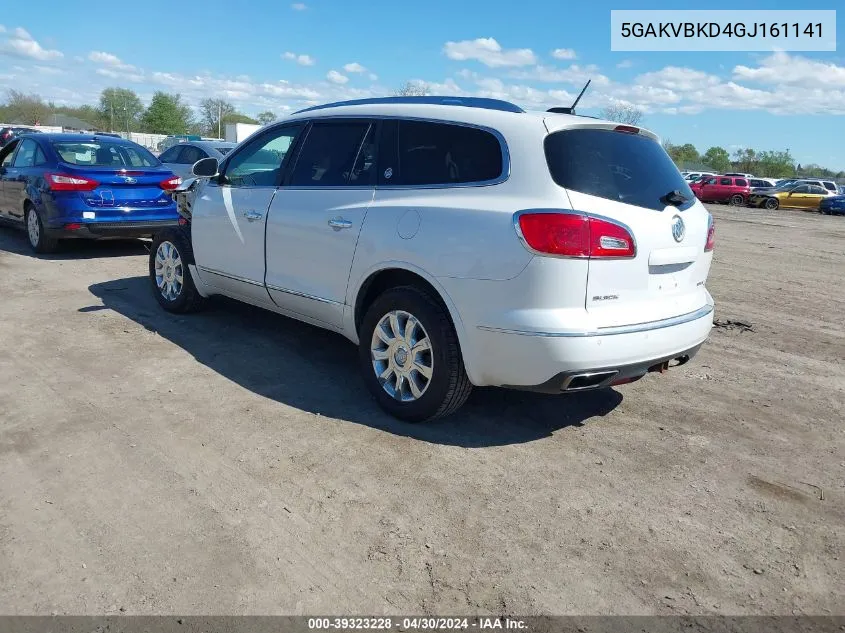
[
  {"x1": 51, "y1": 140, "x2": 176, "y2": 216},
  {"x1": 544, "y1": 122, "x2": 713, "y2": 328}
]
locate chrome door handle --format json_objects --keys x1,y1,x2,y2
[
  {"x1": 243, "y1": 210, "x2": 263, "y2": 222},
  {"x1": 328, "y1": 217, "x2": 353, "y2": 230}
]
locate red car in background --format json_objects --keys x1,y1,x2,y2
[{"x1": 692, "y1": 176, "x2": 751, "y2": 205}]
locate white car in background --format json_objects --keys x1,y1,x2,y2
[
  {"x1": 148, "y1": 96, "x2": 715, "y2": 422},
  {"x1": 158, "y1": 140, "x2": 237, "y2": 180}
]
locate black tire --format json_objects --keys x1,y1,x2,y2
[
  {"x1": 149, "y1": 227, "x2": 206, "y2": 313},
  {"x1": 358, "y1": 285, "x2": 472, "y2": 423},
  {"x1": 764, "y1": 198, "x2": 779, "y2": 210},
  {"x1": 729, "y1": 194, "x2": 745, "y2": 206},
  {"x1": 24, "y1": 205, "x2": 59, "y2": 254}
]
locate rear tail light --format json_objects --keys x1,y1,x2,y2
[
  {"x1": 516, "y1": 212, "x2": 636, "y2": 259},
  {"x1": 705, "y1": 214, "x2": 715, "y2": 252},
  {"x1": 159, "y1": 176, "x2": 182, "y2": 191},
  {"x1": 63, "y1": 223, "x2": 83, "y2": 231},
  {"x1": 45, "y1": 173, "x2": 99, "y2": 191},
  {"x1": 614, "y1": 125, "x2": 640, "y2": 134}
]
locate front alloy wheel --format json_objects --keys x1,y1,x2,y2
[
  {"x1": 154, "y1": 240, "x2": 184, "y2": 301},
  {"x1": 764, "y1": 198, "x2": 779, "y2": 210},
  {"x1": 370, "y1": 309, "x2": 433, "y2": 402}
]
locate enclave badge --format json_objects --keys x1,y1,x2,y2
[{"x1": 671, "y1": 215, "x2": 685, "y2": 242}]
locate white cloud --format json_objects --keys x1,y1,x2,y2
[
  {"x1": 291, "y1": 2, "x2": 307, "y2": 9},
  {"x1": 97, "y1": 67, "x2": 145, "y2": 83},
  {"x1": 443, "y1": 37, "x2": 537, "y2": 68},
  {"x1": 510, "y1": 64, "x2": 610, "y2": 86},
  {"x1": 0, "y1": 25, "x2": 6, "y2": 33},
  {"x1": 733, "y1": 51, "x2": 845, "y2": 88},
  {"x1": 326, "y1": 70, "x2": 349, "y2": 85},
  {"x1": 368, "y1": 73, "x2": 378, "y2": 81},
  {"x1": 343, "y1": 62, "x2": 366, "y2": 73},
  {"x1": 282, "y1": 51, "x2": 316, "y2": 66},
  {"x1": 2, "y1": 26, "x2": 63, "y2": 61},
  {"x1": 88, "y1": 50, "x2": 137, "y2": 72},
  {"x1": 551, "y1": 48, "x2": 576, "y2": 60},
  {"x1": 616, "y1": 59, "x2": 633, "y2": 69}
]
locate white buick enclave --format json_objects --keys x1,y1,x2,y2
[{"x1": 149, "y1": 96, "x2": 715, "y2": 422}]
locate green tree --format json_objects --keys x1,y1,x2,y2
[
  {"x1": 256, "y1": 111, "x2": 275, "y2": 125},
  {"x1": 394, "y1": 81, "x2": 430, "y2": 96},
  {"x1": 663, "y1": 141, "x2": 700, "y2": 167},
  {"x1": 3, "y1": 90, "x2": 50, "y2": 125},
  {"x1": 733, "y1": 148, "x2": 757, "y2": 173},
  {"x1": 756, "y1": 150, "x2": 795, "y2": 178},
  {"x1": 702, "y1": 146, "x2": 731, "y2": 173},
  {"x1": 199, "y1": 98, "x2": 236, "y2": 137},
  {"x1": 141, "y1": 92, "x2": 192, "y2": 135},
  {"x1": 98, "y1": 88, "x2": 144, "y2": 133}
]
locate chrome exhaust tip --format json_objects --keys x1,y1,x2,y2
[{"x1": 561, "y1": 370, "x2": 619, "y2": 392}]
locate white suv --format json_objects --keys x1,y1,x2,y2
[{"x1": 149, "y1": 96, "x2": 715, "y2": 422}]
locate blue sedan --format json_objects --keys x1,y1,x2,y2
[
  {"x1": 819, "y1": 194, "x2": 845, "y2": 216},
  {"x1": 0, "y1": 133, "x2": 180, "y2": 253}
]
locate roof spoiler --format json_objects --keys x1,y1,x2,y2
[{"x1": 547, "y1": 79, "x2": 591, "y2": 115}]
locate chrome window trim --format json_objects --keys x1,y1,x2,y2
[
  {"x1": 512, "y1": 208, "x2": 639, "y2": 261},
  {"x1": 477, "y1": 304, "x2": 713, "y2": 338},
  {"x1": 265, "y1": 283, "x2": 342, "y2": 306},
  {"x1": 268, "y1": 114, "x2": 510, "y2": 190}
]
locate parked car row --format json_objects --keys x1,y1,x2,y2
[
  {"x1": 0, "y1": 96, "x2": 717, "y2": 422},
  {"x1": 689, "y1": 173, "x2": 843, "y2": 212}
]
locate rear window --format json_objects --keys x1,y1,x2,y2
[
  {"x1": 394, "y1": 120, "x2": 503, "y2": 186},
  {"x1": 52, "y1": 142, "x2": 160, "y2": 168},
  {"x1": 544, "y1": 128, "x2": 693, "y2": 211}
]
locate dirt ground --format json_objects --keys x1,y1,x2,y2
[{"x1": 0, "y1": 204, "x2": 842, "y2": 616}]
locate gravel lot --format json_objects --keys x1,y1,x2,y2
[{"x1": 0, "y1": 204, "x2": 843, "y2": 616}]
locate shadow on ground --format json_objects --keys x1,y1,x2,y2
[
  {"x1": 88, "y1": 276, "x2": 623, "y2": 447},
  {"x1": 0, "y1": 225, "x2": 148, "y2": 260}
]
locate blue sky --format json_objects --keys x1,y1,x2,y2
[{"x1": 1, "y1": 0, "x2": 844, "y2": 169}]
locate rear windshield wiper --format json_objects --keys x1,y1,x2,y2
[{"x1": 660, "y1": 190, "x2": 691, "y2": 207}]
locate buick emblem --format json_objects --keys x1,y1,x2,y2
[
  {"x1": 671, "y1": 215, "x2": 685, "y2": 242},
  {"x1": 123, "y1": 176, "x2": 137, "y2": 184}
]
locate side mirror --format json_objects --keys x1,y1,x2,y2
[{"x1": 192, "y1": 157, "x2": 219, "y2": 178}]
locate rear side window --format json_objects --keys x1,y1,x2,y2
[
  {"x1": 736, "y1": 178, "x2": 748, "y2": 187},
  {"x1": 289, "y1": 121, "x2": 373, "y2": 187},
  {"x1": 180, "y1": 145, "x2": 205, "y2": 164},
  {"x1": 393, "y1": 120, "x2": 503, "y2": 186},
  {"x1": 544, "y1": 128, "x2": 693, "y2": 211},
  {"x1": 823, "y1": 182, "x2": 836, "y2": 191},
  {"x1": 53, "y1": 142, "x2": 159, "y2": 168},
  {"x1": 158, "y1": 146, "x2": 181, "y2": 163},
  {"x1": 720, "y1": 178, "x2": 731, "y2": 185},
  {"x1": 12, "y1": 139, "x2": 38, "y2": 167},
  {"x1": 810, "y1": 185, "x2": 827, "y2": 194}
]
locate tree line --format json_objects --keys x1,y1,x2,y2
[
  {"x1": 0, "y1": 88, "x2": 277, "y2": 137},
  {"x1": 661, "y1": 141, "x2": 844, "y2": 180}
]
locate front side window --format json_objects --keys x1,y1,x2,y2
[
  {"x1": 223, "y1": 124, "x2": 302, "y2": 187},
  {"x1": 394, "y1": 120, "x2": 503, "y2": 186},
  {"x1": 12, "y1": 139, "x2": 38, "y2": 167},
  {"x1": 792, "y1": 185, "x2": 810, "y2": 194},
  {"x1": 288, "y1": 121, "x2": 373, "y2": 187},
  {"x1": 545, "y1": 128, "x2": 693, "y2": 211}
]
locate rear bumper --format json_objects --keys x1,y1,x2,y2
[
  {"x1": 54, "y1": 220, "x2": 178, "y2": 239},
  {"x1": 462, "y1": 303, "x2": 714, "y2": 388}
]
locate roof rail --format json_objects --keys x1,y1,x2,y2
[{"x1": 292, "y1": 96, "x2": 525, "y2": 115}]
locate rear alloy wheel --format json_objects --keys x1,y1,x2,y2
[
  {"x1": 729, "y1": 194, "x2": 745, "y2": 206},
  {"x1": 25, "y1": 206, "x2": 58, "y2": 253},
  {"x1": 149, "y1": 228, "x2": 206, "y2": 313},
  {"x1": 764, "y1": 198, "x2": 779, "y2": 210},
  {"x1": 359, "y1": 286, "x2": 472, "y2": 422}
]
